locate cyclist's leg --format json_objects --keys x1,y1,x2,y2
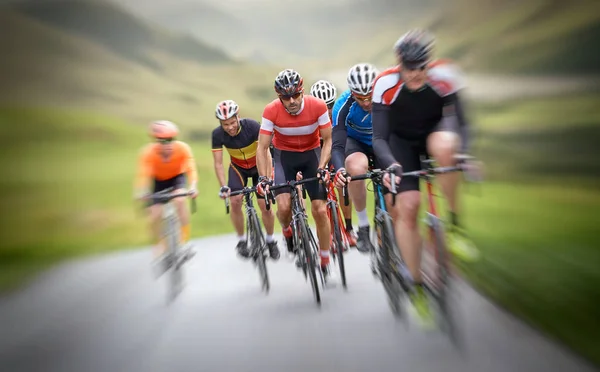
[
  {"x1": 274, "y1": 149, "x2": 294, "y2": 252},
  {"x1": 150, "y1": 177, "x2": 174, "y2": 259},
  {"x1": 172, "y1": 174, "x2": 191, "y2": 246},
  {"x1": 385, "y1": 135, "x2": 432, "y2": 323},
  {"x1": 385, "y1": 136, "x2": 423, "y2": 282},
  {"x1": 344, "y1": 138, "x2": 373, "y2": 253},
  {"x1": 229, "y1": 164, "x2": 250, "y2": 257},
  {"x1": 427, "y1": 123, "x2": 479, "y2": 261},
  {"x1": 304, "y1": 149, "x2": 331, "y2": 271},
  {"x1": 426, "y1": 123, "x2": 461, "y2": 217},
  {"x1": 149, "y1": 203, "x2": 165, "y2": 259}
]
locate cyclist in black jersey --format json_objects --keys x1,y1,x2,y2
[
  {"x1": 212, "y1": 100, "x2": 280, "y2": 260},
  {"x1": 371, "y1": 29, "x2": 480, "y2": 324}
]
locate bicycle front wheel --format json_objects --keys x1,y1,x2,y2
[
  {"x1": 428, "y1": 215, "x2": 463, "y2": 349},
  {"x1": 298, "y1": 220, "x2": 321, "y2": 304},
  {"x1": 166, "y1": 212, "x2": 183, "y2": 303},
  {"x1": 329, "y1": 202, "x2": 347, "y2": 289},
  {"x1": 248, "y1": 209, "x2": 269, "y2": 293},
  {"x1": 378, "y1": 212, "x2": 404, "y2": 319}
]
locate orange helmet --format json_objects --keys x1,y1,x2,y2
[{"x1": 149, "y1": 120, "x2": 179, "y2": 139}]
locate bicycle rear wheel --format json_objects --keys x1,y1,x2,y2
[
  {"x1": 377, "y1": 212, "x2": 404, "y2": 319},
  {"x1": 329, "y1": 202, "x2": 347, "y2": 289},
  {"x1": 298, "y1": 220, "x2": 321, "y2": 304},
  {"x1": 248, "y1": 210, "x2": 269, "y2": 293}
]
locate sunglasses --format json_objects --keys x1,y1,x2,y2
[
  {"x1": 327, "y1": 102, "x2": 335, "y2": 109},
  {"x1": 279, "y1": 92, "x2": 302, "y2": 101},
  {"x1": 352, "y1": 94, "x2": 372, "y2": 103},
  {"x1": 403, "y1": 63, "x2": 427, "y2": 71},
  {"x1": 157, "y1": 138, "x2": 173, "y2": 144}
]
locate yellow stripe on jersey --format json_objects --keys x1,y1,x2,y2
[{"x1": 225, "y1": 141, "x2": 258, "y2": 161}]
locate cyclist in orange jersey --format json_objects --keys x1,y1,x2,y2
[{"x1": 134, "y1": 120, "x2": 198, "y2": 269}]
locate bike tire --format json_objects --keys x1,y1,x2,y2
[
  {"x1": 299, "y1": 220, "x2": 321, "y2": 304},
  {"x1": 167, "y1": 213, "x2": 183, "y2": 303},
  {"x1": 330, "y1": 202, "x2": 347, "y2": 289},
  {"x1": 378, "y1": 213, "x2": 404, "y2": 319},
  {"x1": 248, "y1": 210, "x2": 270, "y2": 293},
  {"x1": 429, "y1": 216, "x2": 463, "y2": 350}
]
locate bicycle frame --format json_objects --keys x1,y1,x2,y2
[{"x1": 325, "y1": 178, "x2": 351, "y2": 251}]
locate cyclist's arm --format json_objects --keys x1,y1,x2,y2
[
  {"x1": 331, "y1": 96, "x2": 350, "y2": 171},
  {"x1": 371, "y1": 102, "x2": 397, "y2": 169},
  {"x1": 258, "y1": 111, "x2": 275, "y2": 178},
  {"x1": 452, "y1": 92, "x2": 470, "y2": 154},
  {"x1": 182, "y1": 142, "x2": 198, "y2": 189},
  {"x1": 319, "y1": 126, "x2": 333, "y2": 170},
  {"x1": 316, "y1": 101, "x2": 332, "y2": 169},
  {"x1": 212, "y1": 150, "x2": 226, "y2": 187},
  {"x1": 265, "y1": 141, "x2": 273, "y2": 179}
]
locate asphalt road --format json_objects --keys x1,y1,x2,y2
[{"x1": 0, "y1": 233, "x2": 596, "y2": 372}]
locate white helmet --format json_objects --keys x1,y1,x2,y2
[
  {"x1": 347, "y1": 63, "x2": 379, "y2": 96},
  {"x1": 310, "y1": 80, "x2": 337, "y2": 106},
  {"x1": 215, "y1": 99, "x2": 239, "y2": 120}
]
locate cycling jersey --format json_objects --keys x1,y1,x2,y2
[
  {"x1": 211, "y1": 118, "x2": 260, "y2": 169},
  {"x1": 135, "y1": 140, "x2": 197, "y2": 191},
  {"x1": 331, "y1": 89, "x2": 373, "y2": 170},
  {"x1": 260, "y1": 95, "x2": 330, "y2": 152},
  {"x1": 371, "y1": 59, "x2": 470, "y2": 170}
]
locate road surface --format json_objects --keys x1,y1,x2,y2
[{"x1": 0, "y1": 234, "x2": 596, "y2": 372}]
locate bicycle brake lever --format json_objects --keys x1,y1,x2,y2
[{"x1": 390, "y1": 172, "x2": 397, "y2": 206}]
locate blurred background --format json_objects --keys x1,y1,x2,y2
[{"x1": 0, "y1": 0, "x2": 599, "y2": 367}]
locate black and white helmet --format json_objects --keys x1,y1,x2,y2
[
  {"x1": 394, "y1": 29, "x2": 435, "y2": 69},
  {"x1": 215, "y1": 99, "x2": 239, "y2": 120},
  {"x1": 310, "y1": 80, "x2": 337, "y2": 106},
  {"x1": 347, "y1": 63, "x2": 379, "y2": 96},
  {"x1": 274, "y1": 69, "x2": 304, "y2": 96}
]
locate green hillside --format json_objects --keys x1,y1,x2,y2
[
  {"x1": 12, "y1": 0, "x2": 231, "y2": 69},
  {"x1": 0, "y1": 4, "x2": 283, "y2": 131},
  {"x1": 350, "y1": 0, "x2": 600, "y2": 74}
]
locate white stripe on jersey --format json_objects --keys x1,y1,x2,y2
[
  {"x1": 372, "y1": 73, "x2": 401, "y2": 105},
  {"x1": 273, "y1": 122, "x2": 320, "y2": 136},
  {"x1": 317, "y1": 111, "x2": 330, "y2": 126},
  {"x1": 260, "y1": 117, "x2": 275, "y2": 133}
]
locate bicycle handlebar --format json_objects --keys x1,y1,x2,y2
[
  {"x1": 147, "y1": 187, "x2": 197, "y2": 214},
  {"x1": 224, "y1": 185, "x2": 275, "y2": 214}
]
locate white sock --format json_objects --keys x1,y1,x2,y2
[
  {"x1": 266, "y1": 234, "x2": 274, "y2": 243},
  {"x1": 238, "y1": 235, "x2": 246, "y2": 242},
  {"x1": 357, "y1": 209, "x2": 370, "y2": 227}
]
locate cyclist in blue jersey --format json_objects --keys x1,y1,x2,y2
[{"x1": 330, "y1": 63, "x2": 380, "y2": 254}]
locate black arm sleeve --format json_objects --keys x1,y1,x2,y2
[
  {"x1": 371, "y1": 102, "x2": 396, "y2": 169},
  {"x1": 454, "y1": 93, "x2": 470, "y2": 153},
  {"x1": 331, "y1": 99, "x2": 351, "y2": 171},
  {"x1": 442, "y1": 92, "x2": 470, "y2": 154},
  {"x1": 331, "y1": 123, "x2": 347, "y2": 171}
]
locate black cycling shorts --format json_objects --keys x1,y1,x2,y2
[
  {"x1": 273, "y1": 148, "x2": 327, "y2": 201},
  {"x1": 390, "y1": 120, "x2": 458, "y2": 193},
  {"x1": 345, "y1": 137, "x2": 382, "y2": 169},
  {"x1": 150, "y1": 173, "x2": 187, "y2": 205},
  {"x1": 228, "y1": 163, "x2": 264, "y2": 198}
]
